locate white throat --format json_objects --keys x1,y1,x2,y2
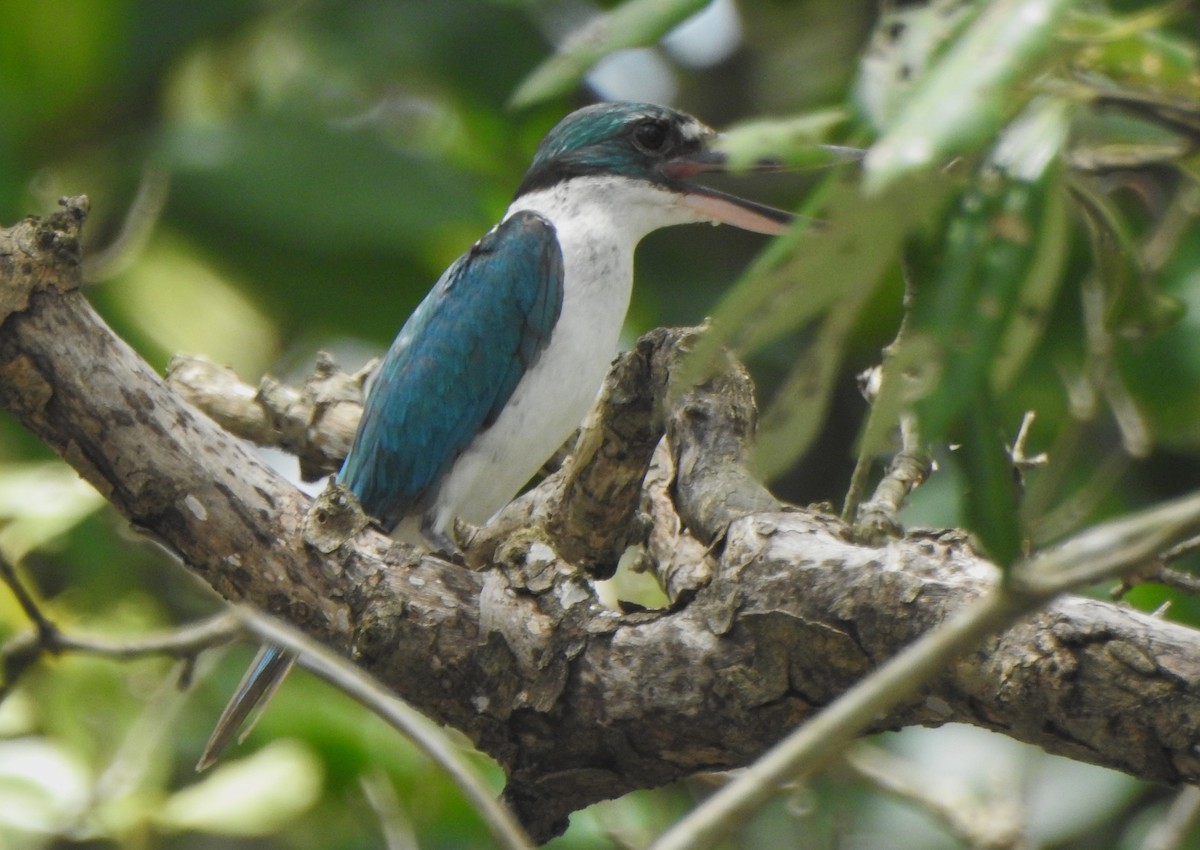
[{"x1": 505, "y1": 174, "x2": 711, "y2": 246}]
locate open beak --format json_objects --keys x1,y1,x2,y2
[{"x1": 662, "y1": 148, "x2": 795, "y2": 236}]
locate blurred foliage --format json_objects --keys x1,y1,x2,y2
[{"x1": 1, "y1": 0, "x2": 1200, "y2": 848}]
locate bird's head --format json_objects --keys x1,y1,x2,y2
[{"x1": 513, "y1": 102, "x2": 793, "y2": 236}]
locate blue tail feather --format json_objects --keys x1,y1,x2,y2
[{"x1": 196, "y1": 644, "x2": 295, "y2": 770}]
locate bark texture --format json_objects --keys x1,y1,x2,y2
[{"x1": 2, "y1": 199, "x2": 1199, "y2": 843}]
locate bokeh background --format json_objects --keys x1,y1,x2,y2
[{"x1": 2, "y1": 0, "x2": 1200, "y2": 848}]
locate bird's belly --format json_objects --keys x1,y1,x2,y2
[{"x1": 427, "y1": 306, "x2": 622, "y2": 531}]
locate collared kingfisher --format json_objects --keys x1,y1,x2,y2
[{"x1": 198, "y1": 101, "x2": 793, "y2": 769}]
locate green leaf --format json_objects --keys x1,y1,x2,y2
[
  {"x1": 914, "y1": 108, "x2": 1068, "y2": 441},
  {"x1": 509, "y1": 0, "x2": 708, "y2": 108},
  {"x1": 715, "y1": 110, "x2": 849, "y2": 171},
  {"x1": 854, "y1": 0, "x2": 979, "y2": 130},
  {"x1": 0, "y1": 464, "x2": 106, "y2": 563},
  {"x1": 111, "y1": 233, "x2": 281, "y2": 377},
  {"x1": 1065, "y1": 8, "x2": 1200, "y2": 100},
  {"x1": 161, "y1": 117, "x2": 487, "y2": 256},
  {"x1": 0, "y1": 738, "x2": 91, "y2": 843},
  {"x1": 1071, "y1": 180, "x2": 1186, "y2": 339},
  {"x1": 156, "y1": 740, "x2": 322, "y2": 836},
  {"x1": 990, "y1": 177, "x2": 1070, "y2": 391},
  {"x1": 989, "y1": 99, "x2": 1073, "y2": 390},
  {"x1": 864, "y1": 0, "x2": 1076, "y2": 193},
  {"x1": 961, "y1": 394, "x2": 1024, "y2": 568},
  {"x1": 750, "y1": 276, "x2": 876, "y2": 483},
  {"x1": 682, "y1": 174, "x2": 952, "y2": 390}
]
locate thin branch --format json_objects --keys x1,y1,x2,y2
[
  {"x1": 0, "y1": 608, "x2": 242, "y2": 695},
  {"x1": 360, "y1": 767, "x2": 421, "y2": 850},
  {"x1": 1140, "y1": 786, "x2": 1200, "y2": 850},
  {"x1": 1112, "y1": 563, "x2": 1200, "y2": 600},
  {"x1": 844, "y1": 744, "x2": 1027, "y2": 850},
  {"x1": 1008, "y1": 410, "x2": 1047, "y2": 470},
  {"x1": 854, "y1": 412, "x2": 930, "y2": 543},
  {"x1": 0, "y1": 549, "x2": 57, "y2": 644},
  {"x1": 234, "y1": 607, "x2": 536, "y2": 850},
  {"x1": 48, "y1": 613, "x2": 243, "y2": 659},
  {"x1": 81, "y1": 165, "x2": 171, "y2": 283},
  {"x1": 843, "y1": 252, "x2": 922, "y2": 524},
  {"x1": 1015, "y1": 489, "x2": 1200, "y2": 596},
  {"x1": 0, "y1": 549, "x2": 240, "y2": 697}
]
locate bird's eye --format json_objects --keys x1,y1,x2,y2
[{"x1": 632, "y1": 120, "x2": 671, "y2": 154}]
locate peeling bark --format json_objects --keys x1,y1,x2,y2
[{"x1": 2, "y1": 199, "x2": 1199, "y2": 843}]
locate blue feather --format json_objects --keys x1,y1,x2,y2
[{"x1": 336, "y1": 210, "x2": 564, "y2": 532}]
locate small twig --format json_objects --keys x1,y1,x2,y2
[
  {"x1": 360, "y1": 767, "x2": 420, "y2": 850},
  {"x1": 1, "y1": 610, "x2": 242, "y2": 679},
  {"x1": 1140, "y1": 785, "x2": 1200, "y2": 850},
  {"x1": 232, "y1": 607, "x2": 536, "y2": 850},
  {"x1": 1111, "y1": 562, "x2": 1200, "y2": 600},
  {"x1": 1161, "y1": 534, "x2": 1200, "y2": 564},
  {"x1": 1008, "y1": 411, "x2": 1047, "y2": 470},
  {"x1": 81, "y1": 165, "x2": 171, "y2": 283},
  {"x1": 0, "y1": 548, "x2": 242, "y2": 698},
  {"x1": 1, "y1": 550, "x2": 240, "y2": 690},
  {"x1": 46, "y1": 613, "x2": 243, "y2": 659},
  {"x1": 845, "y1": 744, "x2": 1027, "y2": 850},
  {"x1": 0, "y1": 550, "x2": 59, "y2": 645},
  {"x1": 843, "y1": 255, "x2": 921, "y2": 523},
  {"x1": 1015, "y1": 489, "x2": 1200, "y2": 597},
  {"x1": 855, "y1": 412, "x2": 931, "y2": 543}
]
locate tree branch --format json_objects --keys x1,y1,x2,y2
[
  {"x1": 3, "y1": 199, "x2": 1200, "y2": 843},
  {"x1": 167, "y1": 350, "x2": 366, "y2": 482}
]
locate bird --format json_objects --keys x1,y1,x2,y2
[{"x1": 197, "y1": 101, "x2": 793, "y2": 769}]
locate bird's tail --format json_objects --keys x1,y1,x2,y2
[{"x1": 196, "y1": 643, "x2": 296, "y2": 770}]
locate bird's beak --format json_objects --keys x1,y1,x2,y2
[{"x1": 662, "y1": 148, "x2": 794, "y2": 236}]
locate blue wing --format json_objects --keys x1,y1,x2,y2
[
  {"x1": 199, "y1": 214, "x2": 562, "y2": 769},
  {"x1": 337, "y1": 210, "x2": 564, "y2": 531}
]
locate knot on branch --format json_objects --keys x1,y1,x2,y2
[
  {"x1": 303, "y1": 479, "x2": 371, "y2": 555},
  {"x1": 0, "y1": 195, "x2": 88, "y2": 322}
]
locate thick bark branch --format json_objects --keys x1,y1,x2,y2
[{"x1": 2, "y1": 199, "x2": 1198, "y2": 843}]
